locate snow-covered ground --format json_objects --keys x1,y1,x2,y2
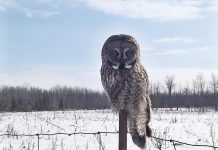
[{"x1": 0, "y1": 109, "x2": 218, "y2": 150}]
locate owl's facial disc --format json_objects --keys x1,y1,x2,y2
[
  {"x1": 107, "y1": 40, "x2": 137, "y2": 70},
  {"x1": 108, "y1": 47, "x2": 136, "y2": 70}
]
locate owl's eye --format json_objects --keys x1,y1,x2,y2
[
  {"x1": 110, "y1": 48, "x2": 120, "y2": 59},
  {"x1": 125, "y1": 49, "x2": 134, "y2": 58},
  {"x1": 111, "y1": 50, "x2": 119, "y2": 56}
]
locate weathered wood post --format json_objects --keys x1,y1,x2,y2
[{"x1": 119, "y1": 109, "x2": 127, "y2": 150}]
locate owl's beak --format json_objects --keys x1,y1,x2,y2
[
  {"x1": 118, "y1": 62, "x2": 125, "y2": 70},
  {"x1": 118, "y1": 59, "x2": 133, "y2": 69},
  {"x1": 118, "y1": 58, "x2": 128, "y2": 69}
]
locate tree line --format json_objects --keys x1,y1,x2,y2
[
  {"x1": 0, "y1": 85, "x2": 109, "y2": 112},
  {"x1": 0, "y1": 73, "x2": 217, "y2": 112},
  {"x1": 150, "y1": 73, "x2": 218, "y2": 111}
]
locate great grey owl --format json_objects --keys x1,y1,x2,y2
[{"x1": 100, "y1": 34, "x2": 151, "y2": 148}]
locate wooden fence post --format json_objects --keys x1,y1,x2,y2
[{"x1": 119, "y1": 109, "x2": 127, "y2": 150}]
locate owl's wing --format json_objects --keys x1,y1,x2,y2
[
  {"x1": 139, "y1": 65, "x2": 149, "y2": 90},
  {"x1": 128, "y1": 65, "x2": 149, "y2": 92},
  {"x1": 138, "y1": 65, "x2": 151, "y2": 122}
]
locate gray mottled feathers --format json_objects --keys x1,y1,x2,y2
[
  {"x1": 100, "y1": 34, "x2": 151, "y2": 149},
  {"x1": 101, "y1": 63, "x2": 149, "y2": 111}
]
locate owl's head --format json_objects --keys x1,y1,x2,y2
[{"x1": 101, "y1": 34, "x2": 140, "y2": 70}]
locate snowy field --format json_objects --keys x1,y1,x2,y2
[{"x1": 0, "y1": 109, "x2": 218, "y2": 150}]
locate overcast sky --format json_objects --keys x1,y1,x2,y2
[{"x1": 0, "y1": 0, "x2": 218, "y2": 90}]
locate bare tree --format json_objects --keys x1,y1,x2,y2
[
  {"x1": 183, "y1": 82, "x2": 190, "y2": 96},
  {"x1": 195, "y1": 73, "x2": 206, "y2": 111},
  {"x1": 165, "y1": 75, "x2": 176, "y2": 98},
  {"x1": 210, "y1": 73, "x2": 218, "y2": 110},
  {"x1": 151, "y1": 82, "x2": 162, "y2": 108},
  {"x1": 210, "y1": 73, "x2": 218, "y2": 95},
  {"x1": 196, "y1": 73, "x2": 206, "y2": 95},
  {"x1": 164, "y1": 75, "x2": 176, "y2": 108},
  {"x1": 192, "y1": 79, "x2": 197, "y2": 96}
]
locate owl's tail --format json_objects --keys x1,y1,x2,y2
[
  {"x1": 130, "y1": 125, "x2": 152, "y2": 148},
  {"x1": 131, "y1": 129, "x2": 146, "y2": 148}
]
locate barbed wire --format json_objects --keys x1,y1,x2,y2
[
  {"x1": 150, "y1": 135, "x2": 218, "y2": 149},
  {"x1": 0, "y1": 131, "x2": 118, "y2": 137},
  {"x1": 0, "y1": 131, "x2": 217, "y2": 149}
]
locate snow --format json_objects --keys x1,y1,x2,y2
[{"x1": 0, "y1": 109, "x2": 218, "y2": 150}]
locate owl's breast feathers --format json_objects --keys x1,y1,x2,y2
[{"x1": 101, "y1": 64, "x2": 149, "y2": 110}]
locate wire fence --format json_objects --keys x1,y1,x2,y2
[{"x1": 0, "y1": 131, "x2": 217, "y2": 150}]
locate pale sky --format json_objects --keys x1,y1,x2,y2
[{"x1": 0, "y1": 0, "x2": 218, "y2": 90}]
